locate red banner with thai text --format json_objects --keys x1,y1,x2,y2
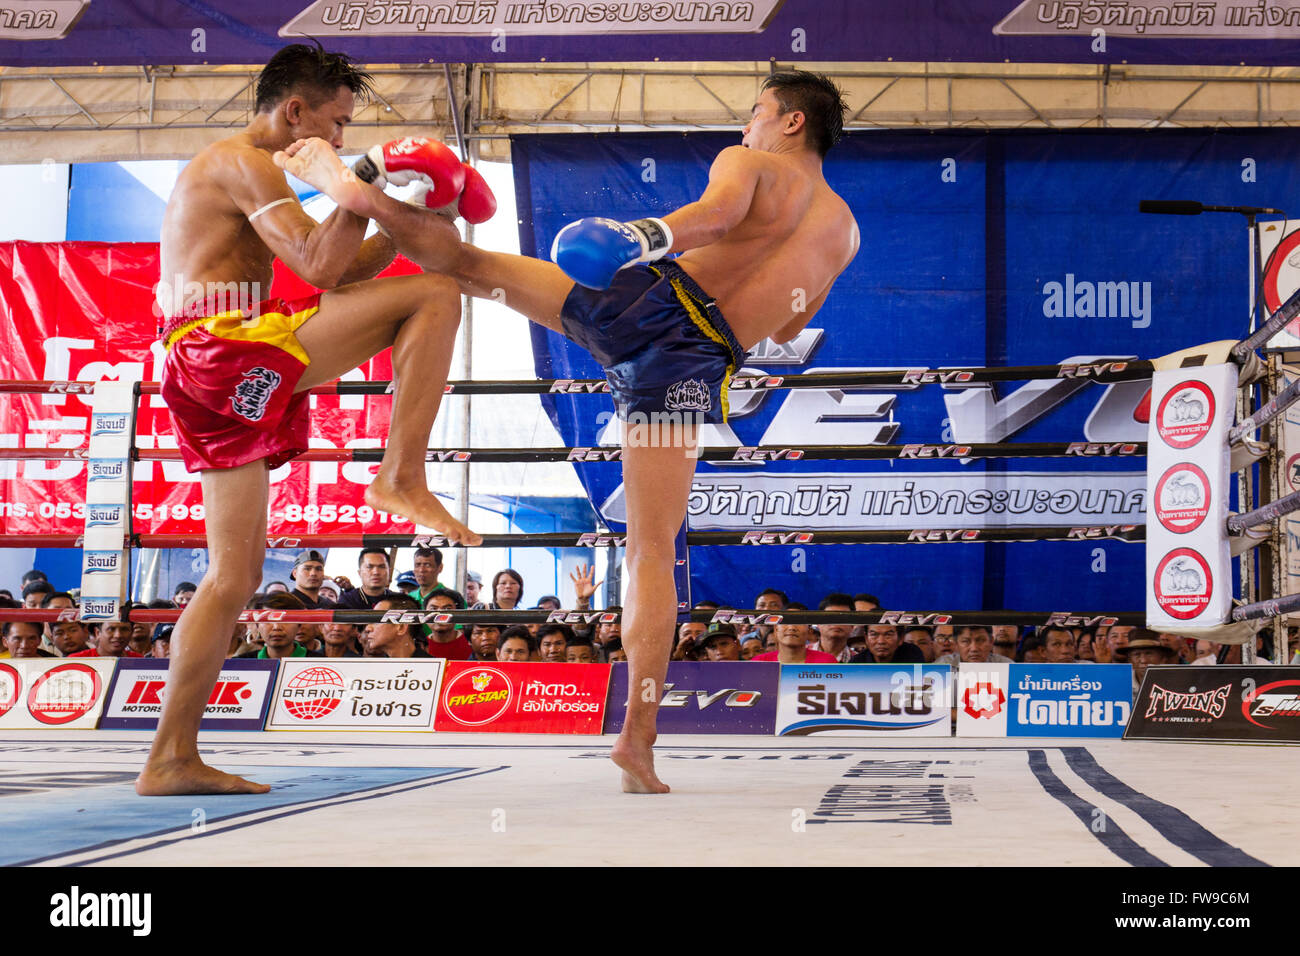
[{"x1": 0, "y1": 240, "x2": 421, "y2": 538}]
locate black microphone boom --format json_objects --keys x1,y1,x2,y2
[{"x1": 1140, "y1": 199, "x2": 1285, "y2": 216}]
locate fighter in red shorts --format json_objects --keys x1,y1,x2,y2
[{"x1": 136, "y1": 45, "x2": 489, "y2": 796}]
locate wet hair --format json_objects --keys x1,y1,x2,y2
[
  {"x1": 256, "y1": 43, "x2": 375, "y2": 113},
  {"x1": 762, "y1": 71, "x2": 849, "y2": 158}
]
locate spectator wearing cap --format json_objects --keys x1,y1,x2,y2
[
  {"x1": 70, "y1": 620, "x2": 143, "y2": 658},
  {"x1": 566, "y1": 637, "x2": 596, "y2": 663},
  {"x1": 2, "y1": 621, "x2": 57, "y2": 658},
  {"x1": 468, "y1": 623, "x2": 502, "y2": 662},
  {"x1": 496, "y1": 626, "x2": 533, "y2": 662},
  {"x1": 289, "y1": 551, "x2": 330, "y2": 608},
  {"x1": 395, "y1": 571, "x2": 419, "y2": 595},
  {"x1": 408, "y1": 546, "x2": 444, "y2": 605},
  {"x1": 22, "y1": 579, "x2": 55, "y2": 609},
  {"x1": 740, "y1": 635, "x2": 764, "y2": 660},
  {"x1": 814, "y1": 592, "x2": 856, "y2": 663},
  {"x1": 537, "y1": 623, "x2": 571, "y2": 662},
  {"x1": 1115, "y1": 629, "x2": 1177, "y2": 697},
  {"x1": 698, "y1": 623, "x2": 743, "y2": 662},
  {"x1": 464, "y1": 571, "x2": 482, "y2": 606},
  {"x1": 934, "y1": 625, "x2": 1011, "y2": 666},
  {"x1": 903, "y1": 626, "x2": 936, "y2": 663},
  {"x1": 366, "y1": 596, "x2": 432, "y2": 658},
  {"x1": 753, "y1": 607, "x2": 840, "y2": 664},
  {"x1": 423, "y1": 587, "x2": 472, "y2": 660},
  {"x1": 851, "y1": 621, "x2": 926, "y2": 664},
  {"x1": 173, "y1": 582, "x2": 197, "y2": 606},
  {"x1": 337, "y1": 549, "x2": 404, "y2": 610},
  {"x1": 151, "y1": 624, "x2": 174, "y2": 659},
  {"x1": 318, "y1": 579, "x2": 341, "y2": 605}
]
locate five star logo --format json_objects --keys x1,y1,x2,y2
[{"x1": 962, "y1": 682, "x2": 1005, "y2": 720}]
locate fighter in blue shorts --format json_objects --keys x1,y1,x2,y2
[{"x1": 278, "y1": 70, "x2": 860, "y2": 794}]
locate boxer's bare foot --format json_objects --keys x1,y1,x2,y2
[
  {"x1": 366, "y1": 474, "x2": 482, "y2": 546},
  {"x1": 136, "y1": 757, "x2": 270, "y2": 796},
  {"x1": 611, "y1": 732, "x2": 670, "y2": 794},
  {"x1": 273, "y1": 138, "x2": 375, "y2": 218}
]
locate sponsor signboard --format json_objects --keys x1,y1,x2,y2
[
  {"x1": 100, "y1": 658, "x2": 276, "y2": 731},
  {"x1": 435, "y1": 662, "x2": 610, "y2": 734},
  {"x1": 775, "y1": 664, "x2": 953, "y2": 736},
  {"x1": 1145, "y1": 365, "x2": 1234, "y2": 629},
  {"x1": 266, "y1": 659, "x2": 444, "y2": 731},
  {"x1": 1127, "y1": 665, "x2": 1300, "y2": 743},
  {"x1": 0, "y1": 658, "x2": 116, "y2": 730},
  {"x1": 604, "y1": 661, "x2": 778, "y2": 735},
  {"x1": 958, "y1": 663, "x2": 1131, "y2": 737}
]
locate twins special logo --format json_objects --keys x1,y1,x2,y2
[
  {"x1": 1242, "y1": 679, "x2": 1300, "y2": 729},
  {"x1": 665, "y1": 379, "x2": 712, "y2": 412},
  {"x1": 442, "y1": 667, "x2": 513, "y2": 727},
  {"x1": 230, "y1": 366, "x2": 282, "y2": 422},
  {"x1": 1155, "y1": 382, "x2": 1215, "y2": 449},
  {"x1": 1145, "y1": 683, "x2": 1232, "y2": 720},
  {"x1": 1153, "y1": 463, "x2": 1210, "y2": 533},
  {"x1": 1153, "y1": 548, "x2": 1213, "y2": 619}
]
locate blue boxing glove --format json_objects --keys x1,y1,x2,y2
[{"x1": 550, "y1": 217, "x2": 674, "y2": 290}]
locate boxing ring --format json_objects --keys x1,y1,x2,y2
[{"x1": 2, "y1": 314, "x2": 1300, "y2": 868}]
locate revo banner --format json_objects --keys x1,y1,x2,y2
[
  {"x1": 1127, "y1": 665, "x2": 1300, "y2": 743},
  {"x1": 775, "y1": 664, "x2": 953, "y2": 736},
  {"x1": 99, "y1": 658, "x2": 277, "y2": 731},
  {"x1": 0, "y1": 657, "x2": 116, "y2": 730},
  {"x1": 604, "y1": 661, "x2": 778, "y2": 735},
  {"x1": 435, "y1": 661, "x2": 610, "y2": 734},
  {"x1": 267, "y1": 658, "x2": 444, "y2": 731}
]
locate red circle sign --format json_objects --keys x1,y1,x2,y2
[
  {"x1": 441, "y1": 667, "x2": 513, "y2": 727},
  {"x1": 1155, "y1": 381, "x2": 1215, "y2": 449},
  {"x1": 0, "y1": 663, "x2": 20, "y2": 718},
  {"x1": 1153, "y1": 463, "x2": 1211, "y2": 533},
  {"x1": 27, "y1": 663, "x2": 101, "y2": 725},
  {"x1": 1153, "y1": 548, "x2": 1214, "y2": 620}
]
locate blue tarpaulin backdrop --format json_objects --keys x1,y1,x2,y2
[{"x1": 512, "y1": 128, "x2": 1294, "y2": 612}]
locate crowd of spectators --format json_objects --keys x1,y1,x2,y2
[{"x1": 3, "y1": 559, "x2": 1297, "y2": 683}]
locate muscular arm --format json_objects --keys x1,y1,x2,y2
[
  {"x1": 223, "y1": 148, "x2": 370, "y2": 289},
  {"x1": 661, "y1": 145, "x2": 760, "y2": 252},
  {"x1": 337, "y1": 232, "x2": 398, "y2": 284}
]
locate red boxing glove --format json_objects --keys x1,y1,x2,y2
[
  {"x1": 411, "y1": 162, "x2": 498, "y2": 225},
  {"x1": 353, "y1": 137, "x2": 465, "y2": 209}
]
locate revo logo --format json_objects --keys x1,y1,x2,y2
[{"x1": 660, "y1": 683, "x2": 762, "y2": 709}]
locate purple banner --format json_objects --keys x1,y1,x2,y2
[
  {"x1": 604, "y1": 661, "x2": 778, "y2": 734},
  {"x1": 2, "y1": 1, "x2": 1300, "y2": 67}
]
